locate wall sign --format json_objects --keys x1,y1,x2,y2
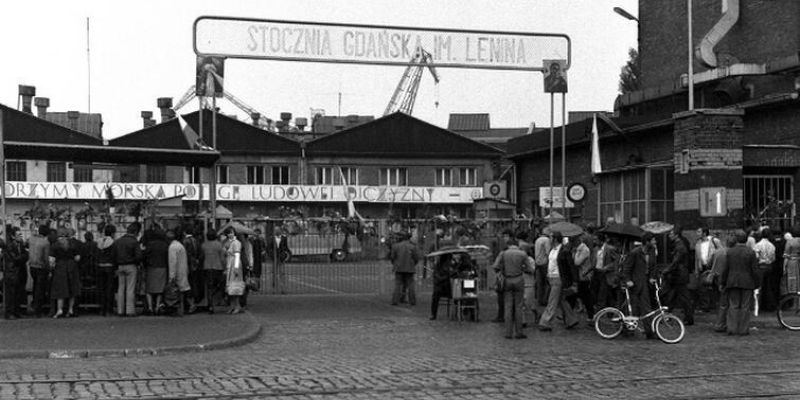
[{"x1": 567, "y1": 183, "x2": 586, "y2": 203}]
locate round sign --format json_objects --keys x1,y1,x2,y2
[
  {"x1": 488, "y1": 183, "x2": 502, "y2": 197},
  {"x1": 567, "y1": 183, "x2": 586, "y2": 203}
]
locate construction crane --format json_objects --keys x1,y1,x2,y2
[
  {"x1": 172, "y1": 85, "x2": 275, "y2": 131},
  {"x1": 383, "y1": 46, "x2": 440, "y2": 116}
]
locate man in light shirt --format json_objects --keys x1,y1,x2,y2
[
  {"x1": 694, "y1": 227, "x2": 722, "y2": 312},
  {"x1": 752, "y1": 228, "x2": 776, "y2": 307}
]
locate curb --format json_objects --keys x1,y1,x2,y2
[{"x1": 0, "y1": 313, "x2": 262, "y2": 360}]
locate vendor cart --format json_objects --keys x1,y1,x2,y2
[{"x1": 426, "y1": 246, "x2": 481, "y2": 321}]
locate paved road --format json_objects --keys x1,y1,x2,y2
[{"x1": 2, "y1": 294, "x2": 800, "y2": 399}]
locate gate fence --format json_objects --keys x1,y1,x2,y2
[{"x1": 5, "y1": 214, "x2": 531, "y2": 311}]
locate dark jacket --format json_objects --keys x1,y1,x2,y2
[
  {"x1": 557, "y1": 244, "x2": 578, "y2": 288},
  {"x1": 143, "y1": 239, "x2": 169, "y2": 270},
  {"x1": 622, "y1": 244, "x2": 656, "y2": 288},
  {"x1": 662, "y1": 237, "x2": 690, "y2": 284},
  {"x1": 389, "y1": 240, "x2": 422, "y2": 273},
  {"x1": 266, "y1": 235, "x2": 291, "y2": 263},
  {"x1": 721, "y1": 244, "x2": 759, "y2": 290},
  {"x1": 113, "y1": 234, "x2": 142, "y2": 265}
]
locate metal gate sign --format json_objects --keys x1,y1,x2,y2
[{"x1": 194, "y1": 16, "x2": 570, "y2": 72}]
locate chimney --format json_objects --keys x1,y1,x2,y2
[
  {"x1": 156, "y1": 97, "x2": 173, "y2": 123},
  {"x1": 295, "y1": 117, "x2": 307, "y2": 132},
  {"x1": 67, "y1": 111, "x2": 80, "y2": 131},
  {"x1": 18, "y1": 85, "x2": 36, "y2": 114},
  {"x1": 250, "y1": 112, "x2": 261, "y2": 127},
  {"x1": 333, "y1": 117, "x2": 345, "y2": 131},
  {"x1": 34, "y1": 97, "x2": 50, "y2": 118},
  {"x1": 275, "y1": 120, "x2": 286, "y2": 131},
  {"x1": 141, "y1": 111, "x2": 155, "y2": 128}
]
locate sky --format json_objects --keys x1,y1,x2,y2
[{"x1": 0, "y1": 0, "x2": 638, "y2": 139}]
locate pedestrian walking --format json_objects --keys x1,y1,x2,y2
[
  {"x1": 721, "y1": 231, "x2": 760, "y2": 336},
  {"x1": 781, "y1": 226, "x2": 800, "y2": 298},
  {"x1": 390, "y1": 231, "x2": 421, "y2": 306},
  {"x1": 533, "y1": 229, "x2": 551, "y2": 308},
  {"x1": 26, "y1": 224, "x2": 50, "y2": 318},
  {"x1": 621, "y1": 232, "x2": 658, "y2": 338},
  {"x1": 661, "y1": 228, "x2": 694, "y2": 326},
  {"x1": 538, "y1": 232, "x2": 580, "y2": 332},
  {"x1": 494, "y1": 238, "x2": 535, "y2": 338},
  {"x1": 113, "y1": 223, "x2": 142, "y2": 317},
  {"x1": 491, "y1": 229, "x2": 514, "y2": 323},
  {"x1": 573, "y1": 234, "x2": 596, "y2": 321}
]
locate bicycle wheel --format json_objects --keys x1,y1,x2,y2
[
  {"x1": 594, "y1": 307, "x2": 624, "y2": 339},
  {"x1": 653, "y1": 313, "x2": 685, "y2": 344},
  {"x1": 778, "y1": 293, "x2": 800, "y2": 331}
]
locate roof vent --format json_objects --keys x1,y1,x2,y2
[
  {"x1": 18, "y1": 85, "x2": 36, "y2": 114},
  {"x1": 34, "y1": 97, "x2": 50, "y2": 118},
  {"x1": 333, "y1": 118, "x2": 345, "y2": 130},
  {"x1": 295, "y1": 117, "x2": 307, "y2": 131},
  {"x1": 141, "y1": 111, "x2": 155, "y2": 128},
  {"x1": 67, "y1": 111, "x2": 80, "y2": 130},
  {"x1": 157, "y1": 97, "x2": 173, "y2": 122},
  {"x1": 250, "y1": 112, "x2": 261, "y2": 127}
]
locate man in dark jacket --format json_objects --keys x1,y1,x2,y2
[
  {"x1": 389, "y1": 232, "x2": 421, "y2": 306},
  {"x1": 661, "y1": 228, "x2": 695, "y2": 325},
  {"x1": 266, "y1": 226, "x2": 291, "y2": 294},
  {"x1": 3, "y1": 226, "x2": 29, "y2": 319},
  {"x1": 622, "y1": 232, "x2": 658, "y2": 337},
  {"x1": 721, "y1": 231, "x2": 760, "y2": 335}
]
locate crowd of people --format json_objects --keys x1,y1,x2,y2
[
  {"x1": 1, "y1": 222, "x2": 291, "y2": 319},
  {"x1": 482, "y1": 220, "x2": 799, "y2": 339}
]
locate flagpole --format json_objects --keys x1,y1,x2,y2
[
  {"x1": 0, "y1": 109, "x2": 6, "y2": 311},
  {"x1": 549, "y1": 92, "x2": 554, "y2": 216},
  {"x1": 211, "y1": 93, "x2": 217, "y2": 229},
  {"x1": 561, "y1": 93, "x2": 566, "y2": 217}
]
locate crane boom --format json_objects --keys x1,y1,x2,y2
[
  {"x1": 171, "y1": 85, "x2": 274, "y2": 131},
  {"x1": 384, "y1": 46, "x2": 440, "y2": 116}
]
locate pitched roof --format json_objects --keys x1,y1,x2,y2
[
  {"x1": 1, "y1": 104, "x2": 101, "y2": 146},
  {"x1": 306, "y1": 112, "x2": 503, "y2": 158},
  {"x1": 506, "y1": 113, "x2": 674, "y2": 159},
  {"x1": 111, "y1": 110, "x2": 300, "y2": 155},
  {"x1": 448, "y1": 113, "x2": 490, "y2": 131},
  {"x1": 0, "y1": 103, "x2": 217, "y2": 166}
]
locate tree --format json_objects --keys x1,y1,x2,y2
[{"x1": 618, "y1": 48, "x2": 641, "y2": 94}]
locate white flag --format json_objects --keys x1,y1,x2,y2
[{"x1": 591, "y1": 113, "x2": 602, "y2": 175}]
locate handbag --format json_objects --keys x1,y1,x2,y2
[
  {"x1": 700, "y1": 270, "x2": 715, "y2": 286},
  {"x1": 163, "y1": 279, "x2": 180, "y2": 308},
  {"x1": 245, "y1": 272, "x2": 260, "y2": 292}
]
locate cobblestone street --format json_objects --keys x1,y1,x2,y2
[{"x1": 2, "y1": 293, "x2": 800, "y2": 399}]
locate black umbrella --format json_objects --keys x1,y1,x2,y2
[{"x1": 599, "y1": 223, "x2": 645, "y2": 239}]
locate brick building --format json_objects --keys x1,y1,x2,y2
[{"x1": 509, "y1": 0, "x2": 800, "y2": 236}]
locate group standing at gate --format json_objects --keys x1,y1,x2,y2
[{"x1": 2, "y1": 222, "x2": 292, "y2": 319}]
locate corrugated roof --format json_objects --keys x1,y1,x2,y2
[
  {"x1": 44, "y1": 112, "x2": 103, "y2": 139},
  {"x1": 307, "y1": 112, "x2": 503, "y2": 158},
  {"x1": 448, "y1": 113, "x2": 490, "y2": 131}
]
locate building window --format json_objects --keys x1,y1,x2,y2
[
  {"x1": 217, "y1": 165, "x2": 229, "y2": 184},
  {"x1": 46, "y1": 162, "x2": 66, "y2": 182},
  {"x1": 459, "y1": 167, "x2": 477, "y2": 186},
  {"x1": 246, "y1": 165, "x2": 265, "y2": 184},
  {"x1": 146, "y1": 165, "x2": 166, "y2": 183},
  {"x1": 186, "y1": 167, "x2": 201, "y2": 184},
  {"x1": 598, "y1": 167, "x2": 674, "y2": 225},
  {"x1": 744, "y1": 175, "x2": 794, "y2": 232},
  {"x1": 339, "y1": 167, "x2": 359, "y2": 185},
  {"x1": 272, "y1": 166, "x2": 290, "y2": 185},
  {"x1": 6, "y1": 161, "x2": 26, "y2": 181},
  {"x1": 316, "y1": 167, "x2": 334, "y2": 185},
  {"x1": 380, "y1": 168, "x2": 407, "y2": 186},
  {"x1": 435, "y1": 168, "x2": 453, "y2": 186},
  {"x1": 73, "y1": 165, "x2": 93, "y2": 182}
]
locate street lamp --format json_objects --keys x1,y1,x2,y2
[{"x1": 613, "y1": 6, "x2": 638, "y2": 22}]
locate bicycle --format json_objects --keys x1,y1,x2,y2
[
  {"x1": 594, "y1": 281, "x2": 685, "y2": 344},
  {"x1": 778, "y1": 292, "x2": 800, "y2": 330}
]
